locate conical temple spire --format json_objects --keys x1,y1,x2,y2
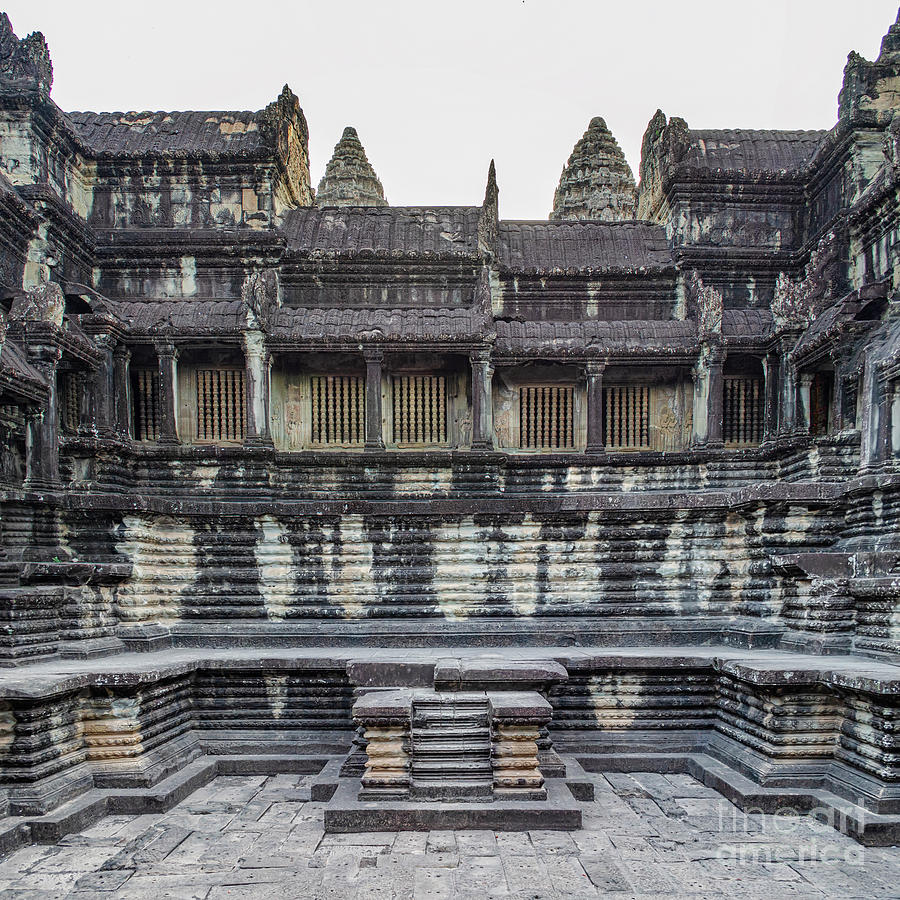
[
  {"x1": 551, "y1": 117, "x2": 636, "y2": 221},
  {"x1": 315, "y1": 126, "x2": 387, "y2": 207}
]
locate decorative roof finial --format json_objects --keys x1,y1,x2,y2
[{"x1": 478, "y1": 159, "x2": 499, "y2": 258}]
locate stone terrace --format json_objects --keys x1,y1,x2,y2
[{"x1": 3, "y1": 771, "x2": 897, "y2": 899}]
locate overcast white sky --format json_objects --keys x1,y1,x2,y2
[{"x1": 5, "y1": 1, "x2": 900, "y2": 219}]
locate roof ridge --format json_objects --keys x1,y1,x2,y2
[{"x1": 66, "y1": 108, "x2": 260, "y2": 118}]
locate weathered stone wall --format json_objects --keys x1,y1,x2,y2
[
  {"x1": 105, "y1": 504, "x2": 836, "y2": 628},
  {"x1": 88, "y1": 160, "x2": 281, "y2": 231}
]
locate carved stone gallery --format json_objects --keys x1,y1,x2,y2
[{"x1": 0, "y1": 4, "x2": 898, "y2": 860}]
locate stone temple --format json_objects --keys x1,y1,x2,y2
[{"x1": 0, "y1": 4, "x2": 899, "y2": 866}]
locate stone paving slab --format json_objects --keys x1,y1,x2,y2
[{"x1": 1, "y1": 770, "x2": 896, "y2": 898}]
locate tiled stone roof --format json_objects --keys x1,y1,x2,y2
[
  {"x1": 116, "y1": 300, "x2": 246, "y2": 335},
  {"x1": 495, "y1": 319, "x2": 696, "y2": 356},
  {"x1": 115, "y1": 300, "x2": 486, "y2": 344},
  {"x1": 683, "y1": 129, "x2": 827, "y2": 175},
  {"x1": 722, "y1": 308, "x2": 774, "y2": 337},
  {"x1": 65, "y1": 110, "x2": 266, "y2": 157},
  {"x1": 272, "y1": 306, "x2": 484, "y2": 343},
  {"x1": 0, "y1": 339, "x2": 46, "y2": 394},
  {"x1": 282, "y1": 207, "x2": 482, "y2": 258},
  {"x1": 498, "y1": 221, "x2": 672, "y2": 273}
]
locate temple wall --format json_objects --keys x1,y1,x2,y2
[
  {"x1": 671, "y1": 198, "x2": 802, "y2": 254},
  {"x1": 88, "y1": 160, "x2": 279, "y2": 230},
  {"x1": 106, "y1": 504, "x2": 836, "y2": 628},
  {"x1": 0, "y1": 110, "x2": 94, "y2": 221}
]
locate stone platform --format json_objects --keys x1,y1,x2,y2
[{"x1": 0, "y1": 645, "x2": 898, "y2": 848}]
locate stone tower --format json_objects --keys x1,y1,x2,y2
[
  {"x1": 551, "y1": 116, "x2": 636, "y2": 221},
  {"x1": 315, "y1": 126, "x2": 388, "y2": 207}
]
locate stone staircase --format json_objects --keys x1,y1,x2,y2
[{"x1": 409, "y1": 694, "x2": 492, "y2": 801}]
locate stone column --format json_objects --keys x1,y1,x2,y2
[
  {"x1": 25, "y1": 346, "x2": 62, "y2": 490},
  {"x1": 88, "y1": 334, "x2": 116, "y2": 438},
  {"x1": 155, "y1": 340, "x2": 180, "y2": 445},
  {"x1": 705, "y1": 349, "x2": 725, "y2": 447},
  {"x1": 829, "y1": 362, "x2": 845, "y2": 434},
  {"x1": 243, "y1": 330, "x2": 272, "y2": 445},
  {"x1": 874, "y1": 378, "x2": 893, "y2": 463},
  {"x1": 691, "y1": 364, "x2": 705, "y2": 446},
  {"x1": 364, "y1": 349, "x2": 385, "y2": 451},
  {"x1": 798, "y1": 372, "x2": 814, "y2": 433},
  {"x1": 891, "y1": 381, "x2": 900, "y2": 458},
  {"x1": 779, "y1": 363, "x2": 797, "y2": 436},
  {"x1": 585, "y1": 359, "x2": 606, "y2": 453},
  {"x1": 113, "y1": 344, "x2": 131, "y2": 439},
  {"x1": 470, "y1": 349, "x2": 494, "y2": 450},
  {"x1": 762, "y1": 352, "x2": 778, "y2": 440}
]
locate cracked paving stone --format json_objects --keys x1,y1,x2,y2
[{"x1": 0, "y1": 774, "x2": 894, "y2": 898}]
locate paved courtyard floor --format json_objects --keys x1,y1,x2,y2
[{"x1": 0, "y1": 771, "x2": 897, "y2": 899}]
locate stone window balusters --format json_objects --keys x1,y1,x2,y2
[
  {"x1": 131, "y1": 369, "x2": 160, "y2": 442},
  {"x1": 392, "y1": 375, "x2": 447, "y2": 446},
  {"x1": 310, "y1": 375, "x2": 365, "y2": 445},
  {"x1": 519, "y1": 386, "x2": 575, "y2": 450},
  {"x1": 195, "y1": 368, "x2": 245, "y2": 443},
  {"x1": 603, "y1": 384, "x2": 650, "y2": 450},
  {"x1": 723, "y1": 377, "x2": 764, "y2": 446}
]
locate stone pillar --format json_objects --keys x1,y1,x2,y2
[
  {"x1": 154, "y1": 340, "x2": 180, "y2": 445},
  {"x1": 706, "y1": 350, "x2": 724, "y2": 447},
  {"x1": 25, "y1": 346, "x2": 62, "y2": 490},
  {"x1": 798, "y1": 372, "x2": 814, "y2": 433},
  {"x1": 691, "y1": 365, "x2": 706, "y2": 446},
  {"x1": 470, "y1": 349, "x2": 494, "y2": 450},
  {"x1": 874, "y1": 378, "x2": 893, "y2": 463},
  {"x1": 585, "y1": 360, "x2": 606, "y2": 453},
  {"x1": 891, "y1": 381, "x2": 900, "y2": 458},
  {"x1": 243, "y1": 330, "x2": 272, "y2": 445},
  {"x1": 364, "y1": 349, "x2": 385, "y2": 451},
  {"x1": 779, "y1": 363, "x2": 797, "y2": 436},
  {"x1": 88, "y1": 334, "x2": 115, "y2": 438},
  {"x1": 762, "y1": 352, "x2": 778, "y2": 440},
  {"x1": 113, "y1": 344, "x2": 131, "y2": 439}
]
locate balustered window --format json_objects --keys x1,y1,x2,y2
[
  {"x1": 311, "y1": 375, "x2": 365, "y2": 445},
  {"x1": 131, "y1": 368, "x2": 160, "y2": 442},
  {"x1": 603, "y1": 384, "x2": 650, "y2": 449},
  {"x1": 519, "y1": 385, "x2": 575, "y2": 450},
  {"x1": 392, "y1": 375, "x2": 447, "y2": 445},
  {"x1": 723, "y1": 377, "x2": 764, "y2": 446},
  {"x1": 195, "y1": 368, "x2": 245, "y2": 443},
  {"x1": 59, "y1": 372, "x2": 83, "y2": 434}
]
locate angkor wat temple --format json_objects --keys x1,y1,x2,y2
[{"x1": 0, "y1": 7, "x2": 898, "y2": 844}]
